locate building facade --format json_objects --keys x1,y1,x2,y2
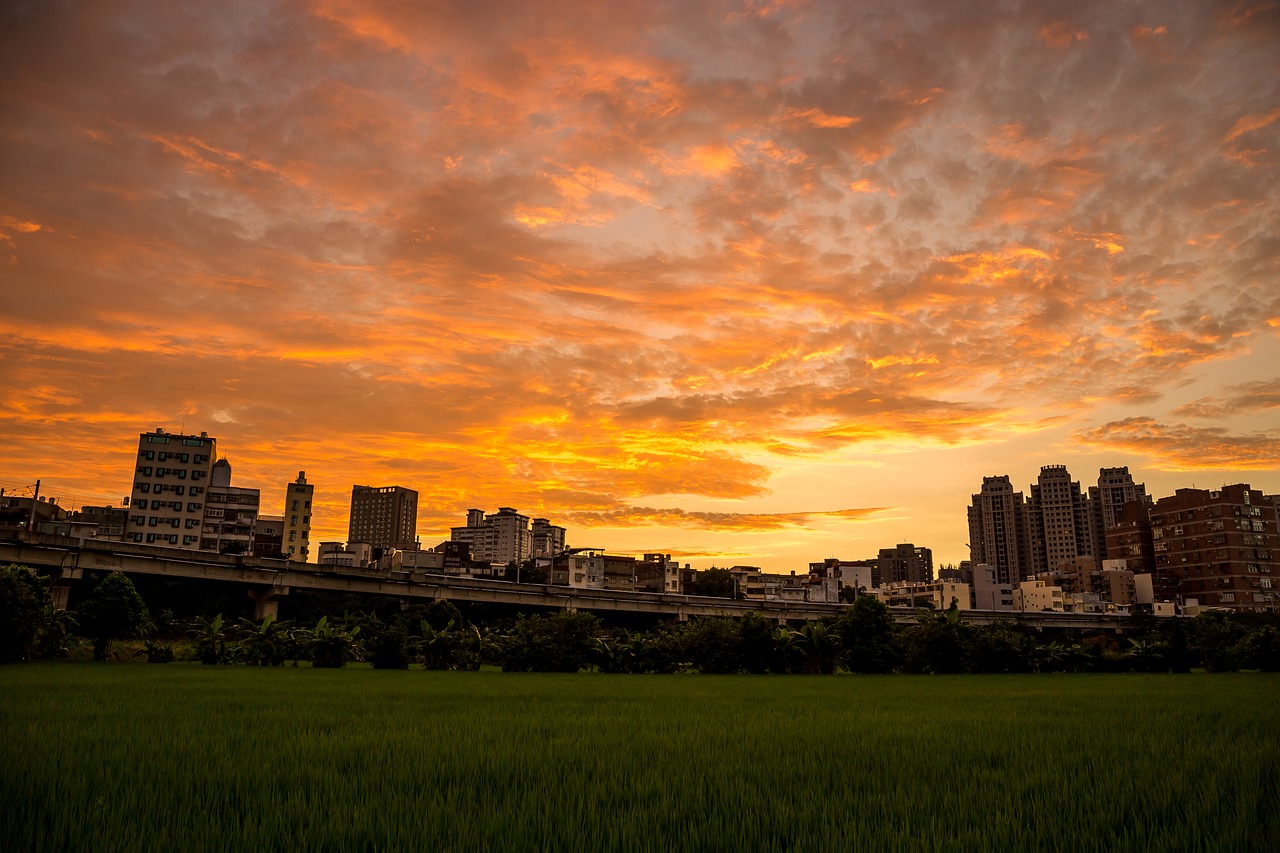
[
  {"x1": 876, "y1": 543, "x2": 934, "y2": 584},
  {"x1": 283, "y1": 472, "x2": 314, "y2": 562},
  {"x1": 1151, "y1": 484, "x2": 1278, "y2": 613},
  {"x1": 968, "y1": 475, "x2": 1030, "y2": 585},
  {"x1": 200, "y1": 459, "x2": 260, "y2": 554},
  {"x1": 1090, "y1": 466, "x2": 1148, "y2": 557},
  {"x1": 124, "y1": 428, "x2": 216, "y2": 549},
  {"x1": 348, "y1": 485, "x2": 418, "y2": 552},
  {"x1": 1027, "y1": 465, "x2": 1097, "y2": 575},
  {"x1": 532, "y1": 517, "x2": 567, "y2": 557},
  {"x1": 451, "y1": 507, "x2": 546, "y2": 565}
]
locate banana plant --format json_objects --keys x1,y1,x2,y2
[{"x1": 302, "y1": 615, "x2": 362, "y2": 668}]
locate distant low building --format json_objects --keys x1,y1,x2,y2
[
  {"x1": 874, "y1": 581, "x2": 970, "y2": 610},
  {"x1": 252, "y1": 515, "x2": 285, "y2": 558},
  {"x1": 317, "y1": 541, "x2": 373, "y2": 569},
  {"x1": 1014, "y1": 579, "x2": 1065, "y2": 612}
]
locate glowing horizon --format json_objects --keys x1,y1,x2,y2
[{"x1": 2, "y1": 0, "x2": 1278, "y2": 570}]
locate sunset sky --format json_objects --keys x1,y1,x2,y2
[{"x1": 2, "y1": 0, "x2": 1278, "y2": 571}]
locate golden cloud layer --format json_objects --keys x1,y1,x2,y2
[{"x1": 1, "y1": 0, "x2": 1277, "y2": 564}]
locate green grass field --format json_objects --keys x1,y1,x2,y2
[{"x1": 2, "y1": 666, "x2": 1277, "y2": 852}]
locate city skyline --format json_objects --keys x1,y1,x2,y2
[{"x1": 2, "y1": 1, "x2": 1278, "y2": 571}]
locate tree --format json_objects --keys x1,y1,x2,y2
[
  {"x1": 1190, "y1": 611, "x2": 1248, "y2": 672},
  {"x1": 501, "y1": 610, "x2": 601, "y2": 673},
  {"x1": 680, "y1": 617, "x2": 746, "y2": 674},
  {"x1": 0, "y1": 565, "x2": 51, "y2": 663},
  {"x1": 792, "y1": 621, "x2": 841, "y2": 675},
  {"x1": 1235, "y1": 623, "x2": 1280, "y2": 672},
  {"x1": 503, "y1": 560, "x2": 548, "y2": 584},
  {"x1": 738, "y1": 612, "x2": 780, "y2": 674},
  {"x1": 687, "y1": 568, "x2": 738, "y2": 599},
  {"x1": 78, "y1": 572, "x2": 149, "y2": 661},
  {"x1": 367, "y1": 624, "x2": 411, "y2": 670},
  {"x1": 832, "y1": 594, "x2": 901, "y2": 674},
  {"x1": 900, "y1": 602, "x2": 972, "y2": 674}
]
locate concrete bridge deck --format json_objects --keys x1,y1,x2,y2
[{"x1": 1, "y1": 532, "x2": 1136, "y2": 631}]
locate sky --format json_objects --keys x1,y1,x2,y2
[{"x1": 2, "y1": 0, "x2": 1278, "y2": 571}]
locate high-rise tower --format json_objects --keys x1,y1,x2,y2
[
  {"x1": 124, "y1": 428, "x2": 216, "y2": 549},
  {"x1": 283, "y1": 471, "x2": 314, "y2": 562},
  {"x1": 348, "y1": 485, "x2": 418, "y2": 553},
  {"x1": 968, "y1": 475, "x2": 1030, "y2": 585}
]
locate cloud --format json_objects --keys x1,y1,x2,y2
[
  {"x1": 563, "y1": 505, "x2": 890, "y2": 531},
  {"x1": 0, "y1": 0, "x2": 1277, "y2": 565},
  {"x1": 1171, "y1": 378, "x2": 1280, "y2": 419},
  {"x1": 1073, "y1": 417, "x2": 1280, "y2": 470}
]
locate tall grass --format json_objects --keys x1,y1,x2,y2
[{"x1": 2, "y1": 667, "x2": 1277, "y2": 851}]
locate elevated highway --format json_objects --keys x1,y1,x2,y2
[{"x1": 1, "y1": 532, "x2": 1135, "y2": 631}]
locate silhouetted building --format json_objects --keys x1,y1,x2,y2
[
  {"x1": 1151, "y1": 484, "x2": 1278, "y2": 613},
  {"x1": 968, "y1": 475, "x2": 1030, "y2": 585},
  {"x1": 252, "y1": 515, "x2": 284, "y2": 558},
  {"x1": 348, "y1": 485, "x2": 418, "y2": 552},
  {"x1": 877, "y1": 543, "x2": 933, "y2": 584},
  {"x1": 1089, "y1": 466, "x2": 1148, "y2": 558},
  {"x1": 124, "y1": 428, "x2": 216, "y2": 549},
  {"x1": 451, "y1": 507, "x2": 541, "y2": 565},
  {"x1": 201, "y1": 458, "x2": 260, "y2": 554},
  {"x1": 283, "y1": 472, "x2": 313, "y2": 562}
]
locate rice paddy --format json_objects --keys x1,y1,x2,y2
[{"x1": 3, "y1": 666, "x2": 1277, "y2": 852}]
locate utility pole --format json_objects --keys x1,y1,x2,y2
[{"x1": 27, "y1": 479, "x2": 41, "y2": 534}]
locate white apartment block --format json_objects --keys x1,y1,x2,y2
[
  {"x1": 124, "y1": 428, "x2": 216, "y2": 549},
  {"x1": 451, "y1": 507, "x2": 538, "y2": 565}
]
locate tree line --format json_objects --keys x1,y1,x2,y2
[{"x1": 3, "y1": 565, "x2": 1279, "y2": 673}]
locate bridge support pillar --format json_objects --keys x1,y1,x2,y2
[
  {"x1": 50, "y1": 582, "x2": 72, "y2": 611},
  {"x1": 247, "y1": 586, "x2": 289, "y2": 621}
]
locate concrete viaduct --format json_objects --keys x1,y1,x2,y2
[{"x1": 1, "y1": 532, "x2": 1135, "y2": 632}]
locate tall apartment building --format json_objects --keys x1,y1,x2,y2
[
  {"x1": 1151, "y1": 484, "x2": 1278, "y2": 613},
  {"x1": 451, "y1": 507, "x2": 534, "y2": 565},
  {"x1": 876, "y1": 543, "x2": 934, "y2": 584},
  {"x1": 532, "y1": 517, "x2": 567, "y2": 557},
  {"x1": 283, "y1": 471, "x2": 313, "y2": 562},
  {"x1": 1027, "y1": 465, "x2": 1098, "y2": 575},
  {"x1": 348, "y1": 485, "x2": 418, "y2": 552},
  {"x1": 201, "y1": 458, "x2": 260, "y2": 554},
  {"x1": 1090, "y1": 466, "x2": 1148, "y2": 555},
  {"x1": 124, "y1": 428, "x2": 216, "y2": 549},
  {"x1": 968, "y1": 475, "x2": 1030, "y2": 585}
]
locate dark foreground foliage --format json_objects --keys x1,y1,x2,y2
[{"x1": 4, "y1": 564, "x2": 1280, "y2": 674}]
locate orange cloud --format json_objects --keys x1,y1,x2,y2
[
  {"x1": 564, "y1": 505, "x2": 890, "y2": 531},
  {"x1": 1074, "y1": 418, "x2": 1280, "y2": 470},
  {"x1": 1, "y1": 0, "x2": 1277, "y2": 568}
]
